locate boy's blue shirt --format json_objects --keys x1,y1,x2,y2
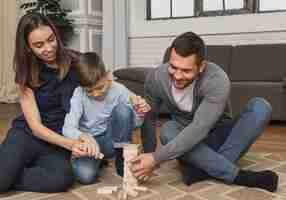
[{"x1": 63, "y1": 81, "x2": 142, "y2": 139}]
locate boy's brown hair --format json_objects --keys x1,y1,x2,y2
[{"x1": 76, "y1": 52, "x2": 108, "y2": 88}]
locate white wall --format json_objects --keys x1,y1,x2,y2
[
  {"x1": 61, "y1": 0, "x2": 102, "y2": 54},
  {"x1": 102, "y1": 0, "x2": 128, "y2": 70},
  {"x1": 128, "y1": 0, "x2": 286, "y2": 68}
]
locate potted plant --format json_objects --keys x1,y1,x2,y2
[{"x1": 20, "y1": 0, "x2": 74, "y2": 45}]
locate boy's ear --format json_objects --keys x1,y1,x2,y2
[{"x1": 106, "y1": 71, "x2": 114, "y2": 81}]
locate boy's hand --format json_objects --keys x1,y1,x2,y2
[
  {"x1": 77, "y1": 133, "x2": 103, "y2": 159},
  {"x1": 130, "y1": 95, "x2": 151, "y2": 118}
]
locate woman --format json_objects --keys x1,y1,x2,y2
[{"x1": 0, "y1": 13, "x2": 84, "y2": 193}]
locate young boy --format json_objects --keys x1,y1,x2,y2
[{"x1": 63, "y1": 52, "x2": 150, "y2": 185}]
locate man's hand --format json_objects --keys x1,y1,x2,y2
[
  {"x1": 130, "y1": 95, "x2": 151, "y2": 118},
  {"x1": 130, "y1": 153, "x2": 157, "y2": 178}
]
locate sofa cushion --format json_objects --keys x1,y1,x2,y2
[
  {"x1": 230, "y1": 82, "x2": 285, "y2": 120},
  {"x1": 116, "y1": 79, "x2": 145, "y2": 97},
  {"x1": 230, "y1": 44, "x2": 286, "y2": 81},
  {"x1": 113, "y1": 67, "x2": 154, "y2": 84},
  {"x1": 206, "y1": 45, "x2": 233, "y2": 74}
]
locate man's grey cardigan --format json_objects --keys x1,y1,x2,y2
[{"x1": 143, "y1": 62, "x2": 231, "y2": 164}]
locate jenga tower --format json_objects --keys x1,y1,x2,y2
[
  {"x1": 119, "y1": 144, "x2": 147, "y2": 199},
  {"x1": 123, "y1": 144, "x2": 140, "y2": 191}
]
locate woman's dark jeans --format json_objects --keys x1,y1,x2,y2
[{"x1": 0, "y1": 128, "x2": 74, "y2": 193}]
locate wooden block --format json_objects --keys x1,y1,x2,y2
[
  {"x1": 114, "y1": 142, "x2": 129, "y2": 148},
  {"x1": 127, "y1": 189, "x2": 138, "y2": 197},
  {"x1": 134, "y1": 186, "x2": 148, "y2": 192},
  {"x1": 98, "y1": 152, "x2": 104, "y2": 159},
  {"x1": 97, "y1": 186, "x2": 118, "y2": 194}
]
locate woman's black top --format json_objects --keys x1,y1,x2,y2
[{"x1": 12, "y1": 63, "x2": 79, "y2": 134}]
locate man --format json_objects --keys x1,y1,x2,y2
[{"x1": 131, "y1": 32, "x2": 278, "y2": 192}]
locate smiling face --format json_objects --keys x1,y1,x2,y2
[
  {"x1": 27, "y1": 25, "x2": 58, "y2": 65},
  {"x1": 168, "y1": 48, "x2": 205, "y2": 89}
]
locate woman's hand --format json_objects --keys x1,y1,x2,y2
[
  {"x1": 130, "y1": 95, "x2": 151, "y2": 118},
  {"x1": 73, "y1": 133, "x2": 103, "y2": 159},
  {"x1": 71, "y1": 140, "x2": 88, "y2": 158}
]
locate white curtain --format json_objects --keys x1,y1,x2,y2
[{"x1": 0, "y1": 0, "x2": 18, "y2": 103}]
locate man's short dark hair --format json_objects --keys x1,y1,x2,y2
[{"x1": 170, "y1": 32, "x2": 205, "y2": 64}]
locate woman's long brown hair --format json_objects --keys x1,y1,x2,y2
[{"x1": 13, "y1": 13, "x2": 72, "y2": 89}]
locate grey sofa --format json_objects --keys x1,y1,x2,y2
[{"x1": 114, "y1": 44, "x2": 286, "y2": 121}]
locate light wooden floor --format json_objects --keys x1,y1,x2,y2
[
  {"x1": 0, "y1": 103, "x2": 286, "y2": 156},
  {"x1": 251, "y1": 125, "x2": 286, "y2": 153},
  {"x1": 0, "y1": 103, "x2": 285, "y2": 200}
]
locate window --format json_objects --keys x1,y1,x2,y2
[
  {"x1": 203, "y1": 0, "x2": 224, "y2": 11},
  {"x1": 173, "y1": 0, "x2": 195, "y2": 17},
  {"x1": 200, "y1": 0, "x2": 253, "y2": 16},
  {"x1": 146, "y1": 0, "x2": 286, "y2": 20},
  {"x1": 225, "y1": 0, "x2": 244, "y2": 10},
  {"x1": 149, "y1": 0, "x2": 171, "y2": 19},
  {"x1": 258, "y1": 0, "x2": 286, "y2": 12},
  {"x1": 147, "y1": 0, "x2": 195, "y2": 19}
]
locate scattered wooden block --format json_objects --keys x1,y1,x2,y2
[
  {"x1": 97, "y1": 186, "x2": 118, "y2": 194},
  {"x1": 97, "y1": 152, "x2": 104, "y2": 159}
]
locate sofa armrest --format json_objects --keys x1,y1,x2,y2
[
  {"x1": 283, "y1": 78, "x2": 286, "y2": 89},
  {"x1": 113, "y1": 67, "x2": 154, "y2": 84}
]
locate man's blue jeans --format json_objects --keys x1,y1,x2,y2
[
  {"x1": 160, "y1": 98, "x2": 272, "y2": 183},
  {"x1": 72, "y1": 103, "x2": 135, "y2": 184}
]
